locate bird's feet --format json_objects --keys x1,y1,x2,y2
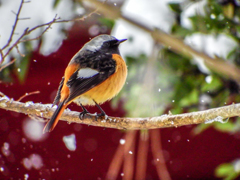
[
  {"x1": 79, "y1": 104, "x2": 89, "y2": 120},
  {"x1": 79, "y1": 101, "x2": 108, "y2": 121},
  {"x1": 94, "y1": 100, "x2": 108, "y2": 121}
]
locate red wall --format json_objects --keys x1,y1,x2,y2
[{"x1": 0, "y1": 20, "x2": 240, "y2": 180}]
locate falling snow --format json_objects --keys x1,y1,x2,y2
[
  {"x1": 205, "y1": 75, "x2": 212, "y2": 84},
  {"x1": 22, "y1": 154, "x2": 43, "y2": 170},
  {"x1": 63, "y1": 134, "x2": 77, "y2": 151},
  {"x1": 119, "y1": 139, "x2": 126, "y2": 145},
  {"x1": 1, "y1": 142, "x2": 10, "y2": 157},
  {"x1": 233, "y1": 159, "x2": 240, "y2": 172},
  {"x1": 24, "y1": 174, "x2": 29, "y2": 180},
  {"x1": 23, "y1": 118, "x2": 46, "y2": 142}
]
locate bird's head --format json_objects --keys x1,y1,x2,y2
[{"x1": 81, "y1": 34, "x2": 127, "y2": 55}]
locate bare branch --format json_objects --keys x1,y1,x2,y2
[
  {"x1": 17, "y1": 90, "x2": 40, "y2": 102},
  {"x1": 0, "y1": 59, "x2": 16, "y2": 72},
  {"x1": 0, "y1": 49, "x2": 4, "y2": 62},
  {"x1": 2, "y1": 28, "x2": 29, "y2": 59},
  {"x1": 55, "y1": 8, "x2": 99, "y2": 23},
  {"x1": 19, "y1": 15, "x2": 59, "y2": 43},
  {"x1": 18, "y1": 17, "x2": 31, "y2": 20},
  {"x1": 0, "y1": 2, "x2": 98, "y2": 65},
  {"x1": 15, "y1": 45, "x2": 25, "y2": 57},
  {"x1": 85, "y1": 0, "x2": 240, "y2": 82},
  {"x1": 0, "y1": 95, "x2": 239, "y2": 130},
  {"x1": 1, "y1": 0, "x2": 24, "y2": 52}
]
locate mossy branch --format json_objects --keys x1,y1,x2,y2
[{"x1": 0, "y1": 95, "x2": 239, "y2": 130}]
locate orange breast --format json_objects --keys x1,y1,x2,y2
[{"x1": 77, "y1": 54, "x2": 127, "y2": 106}]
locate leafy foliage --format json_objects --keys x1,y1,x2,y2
[
  {"x1": 168, "y1": 1, "x2": 240, "y2": 179},
  {"x1": 121, "y1": 1, "x2": 240, "y2": 178},
  {"x1": 215, "y1": 162, "x2": 240, "y2": 180}
]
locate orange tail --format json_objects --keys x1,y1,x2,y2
[{"x1": 43, "y1": 101, "x2": 68, "y2": 133}]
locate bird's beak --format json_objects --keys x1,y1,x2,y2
[{"x1": 117, "y1": 39, "x2": 127, "y2": 44}]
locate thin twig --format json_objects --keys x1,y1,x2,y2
[
  {"x1": 1, "y1": 0, "x2": 24, "y2": 51},
  {"x1": 55, "y1": 9, "x2": 99, "y2": 23},
  {"x1": 0, "y1": 49, "x2": 4, "y2": 62},
  {"x1": 15, "y1": 45, "x2": 25, "y2": 57},
  {"x1": 17, "y1": 91, "x2": 40, "y2": 102},
  {"x1": 0, "y1": 2, "x2": 98, "y2": 66},
  {"x1": 2, "y1": 28, "x2": 29, "y2": 59},
  {"x1": 0, "y1": 95, "x2": 239, "y2": 130},
  {"x1": 19, "y1": 15, "x2": 58, "y2": 43},
  {"x1": 18, "y1": 17, "x2": 31, "y2": 20},
  {"x1": 0, "y1": 59, "x2": 16, "y2": 72}
]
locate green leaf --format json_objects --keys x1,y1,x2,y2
[
  {"x1": 227, "y1": 47, "x2": 237, "y2": 60},
  {"x1": 192, "y1": 123, "x2": 212, "y2": 135},
  {"x1": 201, "y1": 75, "x2": 222, "y2": 92},
  {"x1": 53, "y1": 0, "x2": 61, "y2": 8},
  {"x1": 179, "y1": 88, "x2": 199, "y2": 107},
  {"x1": 215, "y1": 163, "x2": 239, "y2": 180},
  {"x1": 215, "y1": 163, "x2": 234, "y2": 177},
  {"x1": 213, "y1": 120, "x2": 235, "y2": 133},
  {"x1": 0, "y1": 64, "x2": 13, "y2": 82},
  {"x1": 16, "y1": 55, "x2": 30, "y2": 83},
  {"x1": 168, "y1": 3, "x2": 182, "y2": 14},
  {"x1": 99, "y1": 18, "x2": 115, "y2": 29},
  {"x1": 171, "y1": 24, "x2": 194, "y2": 37}
]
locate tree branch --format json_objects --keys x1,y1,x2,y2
[
  {"x1": 1, "y1": 0, "x2": 24, "y2": 52},
  {"x1": 0, "y1": 59, "x2": 16, "y2": 72},
  {"x1": 0, "y1": 95, "x2": 239, "y2": 130},
  {"x1": 85, "y1": 0, "x2": 240, "y2": 82},
  {"x1": 0, "y1": 1, "x2": 98, "y2": 69}
]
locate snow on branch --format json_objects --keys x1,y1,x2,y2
[{"x1": 0, "y1": 95, "x2": 239, "y2": 130}]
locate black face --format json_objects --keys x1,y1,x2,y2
[
  {"x1": 78, "y1": 35, "x2": 127, "y2": 57},
  {"x1": 101, "y1": 38, "x2": 127, "y2": 55},
  {"x1": 100, "y1": 39, "x2": 121, "y2": 54}
]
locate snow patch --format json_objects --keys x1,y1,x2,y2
[{"x1": 63, "y1": 134, "x2": 76, "y2": 151}]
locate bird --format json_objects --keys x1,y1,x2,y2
[{"x1": 43, "y1": 34, "x2": 127, "y2": 133}]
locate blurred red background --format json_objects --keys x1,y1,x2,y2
[{"x1": 1, "y1": 19, "x2": 240, "y2": 180}]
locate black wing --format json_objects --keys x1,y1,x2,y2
[
  {"x1": 65, "y1": 55, "x2": 116, "y2": 103},
  {"x1": 53, "y1": 77, "x2": 64, "y2": 105}
]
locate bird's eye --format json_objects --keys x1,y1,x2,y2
[{"x1": 103, "y1": 42, "x2": 110, "y2": 48}]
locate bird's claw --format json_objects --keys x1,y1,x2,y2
[{"x1": 79, "y1": 110, "x2": 89, "y2": 120}]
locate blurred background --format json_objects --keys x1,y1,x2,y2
[{"x1": 1, "y1": 0, "x2": 240, "y2": 179}]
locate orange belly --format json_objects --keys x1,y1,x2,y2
[{"x1": 73, "y1": 54, "x2": 127, "y2": 106}]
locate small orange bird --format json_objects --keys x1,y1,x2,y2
[{"x1": 43, "y1": 35, "x2": 127, "y2": 133}]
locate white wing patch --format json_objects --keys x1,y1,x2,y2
[{"x1": 77, "y1": 68, "x2": 99, "y2": 79}]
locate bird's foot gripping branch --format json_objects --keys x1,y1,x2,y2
[
  {"x1": 1, "y1": 95, "x2": 240, "y2": 132},
  {"x1": 43, "y1": 35, "x2": 128, "y2": 133}
]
